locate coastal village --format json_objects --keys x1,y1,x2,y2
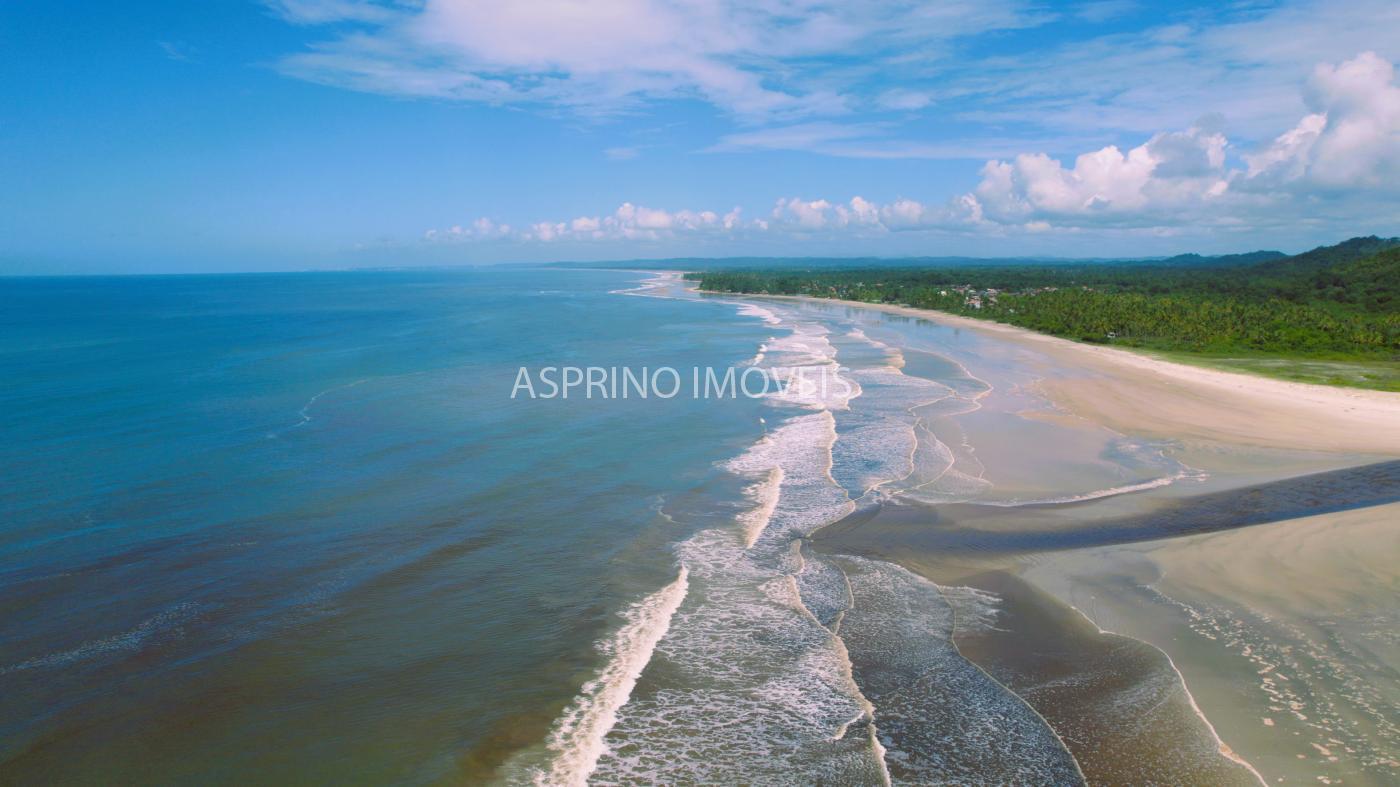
[{"x1": 809, "y1": 280, "x2": 1065, "y2": 310}]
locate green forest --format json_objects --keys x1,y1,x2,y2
[{"x1": 691, "y1": 237, "x2": 1400, "y2": 390}]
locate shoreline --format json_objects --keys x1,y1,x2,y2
[
  {"x1": 698, "y1": 280, "x2": 1399, "y2": 785},
  {"x1": 700, "y1": 281, "x2": 1400, "y2": 784},
  {"x1": 705, "y1": 289, "x2": 1400, "y2": 455}
]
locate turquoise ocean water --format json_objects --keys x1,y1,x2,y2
[{"x1": 2, "y1": 268, "x2": 1199, "y2": 783}]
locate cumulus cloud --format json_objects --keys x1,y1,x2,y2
[
  {"x1": 1245, "y1": 51, "x2": 1400, "y2": 190},
  {"x1": 424, "y1": 217, "x2": 514, "y2": 241},
  {"x1": 427, "y1": 202, "x2": 749, "y2": 244},
  {"x1": 970, "y1": 123, "x2": 1230, "y2": 225},
  {"x1": 968, "y1": 52, "x2": 1400, "y2": 229},
  {"x1": 424, "y1": 52, "x2": 1400, "y2": 246},
  {"x1": 426, "y1": 194, "x2": 988, "y2": 245}
]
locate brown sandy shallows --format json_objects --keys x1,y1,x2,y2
[
  {"x1": 716, "y1": 290, "x2": 1400, "y2": 784},
  {"x1": 1027, "y1": 503, "x2": 1400, "y2": 787}
]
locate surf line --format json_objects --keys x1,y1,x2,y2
[
  {"x1": 1063, "y1": 601, "x2": 1268, "y2": 786},
  {"x1": 790, "y1": 564, "x2": 894, "y2": 787},
  {"x1": 530, "y1": 566, "x2": 689, "y2": 787},
  {"x1": 933, "y1": 579, "x2": 1090, "y2": 785}
]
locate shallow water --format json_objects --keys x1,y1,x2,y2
[{"x1": 1029, "y1": 505, "x2": 1400, "y2": 787}]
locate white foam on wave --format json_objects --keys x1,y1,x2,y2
[
  {"x1": 847, "y1": 327, "x2": 906, "y2": 370},
  {"x1": 974, "y1": 468, "x2": 1208, "y2": 507},
  {"x1": 898, "y1": 404, "x2": 995, "y2": 505},
  {"x1": 832, "y1": 366, "x2": 953, "y2": 500},
  {"x1": 586, "y1": 362, "x2": 890, "y2": 781},
  {"x1": 536, "y1": 295, "x2": 1098, "y2": 783},
  {"x1": 266, "y1": 378, "x2": 371, "y2": 438},
  {"x1": 824, "y1": 329, "x2": 998, "y2": 508},
  {"x1": 942, "y1": 584, "x2": 1005, "y2": 636},
  {"x1": 524, "y1": 301, "x2": 889, "y2": 785},
  {"x1": 528, "y1": 566, "x2": 690, "y2": 787},
  {"x1": 726, "y1": 411, "x2": 856, "y2": 553},
  {"x1": 758, "y1": 325, "x2": 862, "y2": 411},
  {"x1": 736, "y1": 302, "x2": 783, "y2": 325},
  {"x1": 734, "y1": 465, "x2": 783, "y2": 548},
  {"x1": 1063, "y1": 602, "x2": 1267, "y2": 786},
  {"x1": 609, "y1": 271, "x2": 684, "y2": 298}
]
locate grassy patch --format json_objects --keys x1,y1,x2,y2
[{"x1": 1140, "y1": 350, "x2": 1400, "y2": 392}]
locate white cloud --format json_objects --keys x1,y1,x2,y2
[
  {"x1": 876, "y1": 89, "x2": 932, "y2": 111},
  {"x1": 158, "y1": 41, "x2": 196, "y2": 62},
  {"x1": 426, "y1": 194, "x2": 985, "y2": 246},
  {"x1": 971, "y1": 123, "x2": 1230, "y2": 225},
  {"x1": 428, "y1": 201, "x2": 748, "y2": 244},
  {"x1": 708, "y1": 122, "x2": 1082, "y2": 160},
  {"x1": 268, "y1": 0, "x2": 1400, "y2": 171},
  {"x1": 270, "y1": 0, "x2": 1044, "y2": 118},
  {"x1": 1246, "y1": 51, "x2": 1400, "y2": 190},
  {"x1": 423, "y1": 217, "x2": 514, "y2": 241},
  {"x1": 968, "y1": 51, "x2": 1400, "y2": 229},
  {"x1": 771, "y1": 198, "x2": 835, "y2": 230},
  {"x1": 423, "y1": 52, "x2": 1400, "y2": 246},
  {"x1": 936, "y1": 0, "x2": 1400, "y2": 141},
  {"x1": 266, "y1": 0, "x2": 395, "y2": 25}
]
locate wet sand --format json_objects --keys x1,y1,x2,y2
[
  {"x1": 953, "y1": 570, "x2": 1260, "y2": 786},
  {"x1": 768, "y1": 292, "x2": 1400, "y2": 784},
  {"x1": 818, "y1": 459, "x2": 1400, "y2": 557},
  {"x1": 1028, "y1": 503, "x2": 1400, "y2": 786}
]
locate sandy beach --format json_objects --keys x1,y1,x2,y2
[
  {"x1": 723, "y1": 290, "x2": 1400, "y2": 785},
  {"x1": 1026, "y1": 503, "x2": 1400, "y2": 786},
  {"x1": 747, "y1": 293, "x2": 1400, "y2": 455}
]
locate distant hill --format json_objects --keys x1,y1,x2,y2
[
  {"x1": 1337, "y1": 247, "x2": 1400, "y2": 312},
  {"x1": 558, "y1": 249, "x2": 1289, "y2": 271},
  {"x1": 692, "y1": 235, "x2": 1400, "y2": 389},
  {"x1": 1252, "y1": 235, "x2": 1399, "y2": 275},
  {"x1": 1157, "y1": 250, "x2": 1286, "y2": 267},
  {"x1": 552, "y1": 255, "x2": 1063, "y2": 270},
  {"x1": 1244, "y1": 236, "x2": 1400, "y2": 313}
]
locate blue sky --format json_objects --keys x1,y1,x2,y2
[{"x1": 3, "y1": 0, "x2": 1399, "y2": 272}]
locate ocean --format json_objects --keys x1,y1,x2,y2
[{"x1": 1, "y1": 268, "x2": 1245, "y2": 783}]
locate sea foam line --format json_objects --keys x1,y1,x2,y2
[
  {"x1": 974, "y1": 469, "x2": 1208, "y2": 508},
  {"x1": 609, "y1": 271, "x2": 689, "y2": 300},
  {"x1": 738, "y1": 466, "x2": 784, "y2": 548},
  {"x1": 1064, "y1": 601, "x2": 1268, "y2": 786},
  {"x1": 532, "y1": 567, "x2": 689, "y2": 787},
  {"x1": 0, "y1": 601, "x2": 203, "y2": 675}
]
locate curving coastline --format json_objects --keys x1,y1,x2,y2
[
  {"x1": 518, "y1": 271, "x2": 1398, "y2": 785},
  {"x1": 720, "y1": 290, "x2": 1400, "y2": 455}
]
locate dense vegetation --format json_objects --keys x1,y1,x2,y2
[{"x1": 691, "y1": 237, "x2": 1400, "y2": 388}]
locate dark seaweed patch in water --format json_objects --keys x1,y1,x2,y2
[{"x1": 822, "y1": 460, "x2": 1400, "y2": 556}]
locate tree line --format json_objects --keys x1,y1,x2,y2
[{"x1": 690, "y1": 237, "x2": 1399, "y2": 359}]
